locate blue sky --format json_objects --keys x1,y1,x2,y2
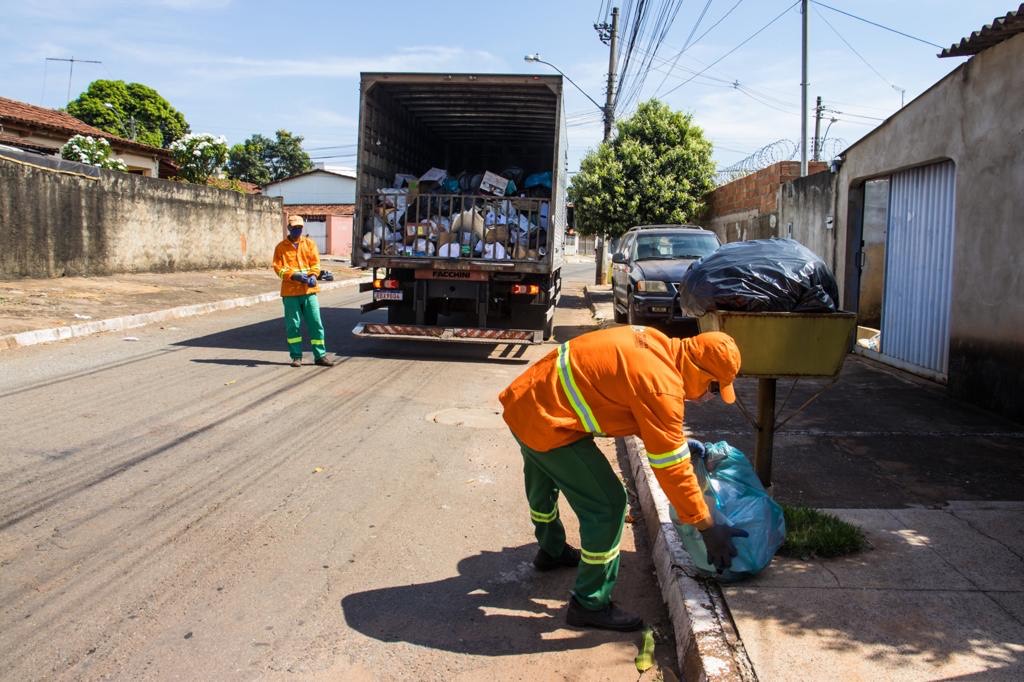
[{"x1": 1, "y1": 0, "x2": 1014, "y2": 174}]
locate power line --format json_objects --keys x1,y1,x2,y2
[
  {"x1": 687, "y1": 0, "x2": 746, "y2": 50},
  {"x1": 813, "y1": 5, "x2": 895, "y2": 89},
  {"x1": 661, "y1": 1, "x2": 800, "y2": 99},
  {"x1": 811, "y1": 1, "x2": 944, "y2": 49},
  {"x1": 653, "y1": 0, "x2": 715, "y2": 95}
]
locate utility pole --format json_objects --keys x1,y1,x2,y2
[
  {"x1": 46, "y1": 57, "x2": 102, "y2": 104},
  {"x1": 593, "y1": 5, "x2": 619, "y2": 284},
  {"x1": 813, "y1": 96, "x2": 822, "y2": 162},
  {"x1": 800, "y1": 0, "x2": 809, "y2": 176}
]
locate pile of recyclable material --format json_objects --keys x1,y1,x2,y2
[
  {"x1": 361, "y1": 166, "x2": 551, "y2": 261},
  {"x1": 678, "y1": 238, "x2": 840, "y2": 316}
]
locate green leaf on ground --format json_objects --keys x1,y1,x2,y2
[
  {"x1": 635, "y1": 627, "x2": 655, "y2": 672},
  {"x1": 779, "y1": 505, "x2": 867, "y2": 559}
]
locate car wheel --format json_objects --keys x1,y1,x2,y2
[
  {"x1": 627, "y1": 292, "x2": 641, "y2": 326},
  {"x1": 613, "y1": 293, "x2": 628, "y2": 323}
]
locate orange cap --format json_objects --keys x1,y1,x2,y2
[{"x1": 688, "y1": 332, "x2": 741, "y2": 404}]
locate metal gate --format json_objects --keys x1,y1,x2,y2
[
  {"x1": 303, "y1": 219, "x2": 327, "y2": 253},
  {"x1": 881, "y1": 161, "x2": 956, "y2": 378}
]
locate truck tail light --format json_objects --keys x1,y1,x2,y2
[
  {"x1": 511, "y1": 284, "x2": 540, "y2": 295},
  {"x1": 373, "y1": 278, "x2": 400, "y2": 289}
]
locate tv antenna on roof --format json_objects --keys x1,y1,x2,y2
[{"x1": 45, "y1": 57, "x2": 102, "y2": 105}]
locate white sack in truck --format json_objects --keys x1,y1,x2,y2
[{"x1": 450, "y1": 209, "x2": 485, "y2": 240}]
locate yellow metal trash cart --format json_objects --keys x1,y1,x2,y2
[{"x1": 698, "y1": 310, "x2": 857, "y2": 487}]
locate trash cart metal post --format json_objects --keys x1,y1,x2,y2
[{"x1": 698, "y1": 311, "x2": 857, "y2": 486}]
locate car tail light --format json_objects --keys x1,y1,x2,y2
[
  {"x1": 511, "y1": 284, "x2": 540, "y2": 295},
  {"x1": 373, "y1": 278, "x2": 400, "y2": 289}
]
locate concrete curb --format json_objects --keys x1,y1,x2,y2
[
  {"x1": 0, "y1": 276, "x2": 369, "y2": 352},
  {"x1": 625, "y1": 435, "x2": 758, "y2": 682},
  {"x1": 582, "y1": 284, "x2": 615, "y2": 324}
]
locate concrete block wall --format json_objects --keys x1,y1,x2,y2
[
  {"x1": 702, "y1": 161, "x2": 828, "y2": 244},
  {"x1": 0, "y1": 157, "x2": 284, "y2": 277}
]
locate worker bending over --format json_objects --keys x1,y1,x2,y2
[{"x1": 499, "y1": 326, "x2": 747, "y2": 631}]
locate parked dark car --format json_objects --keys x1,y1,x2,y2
[{"x1": 611, "y1": 225, "x2": 721, "y2": 326}]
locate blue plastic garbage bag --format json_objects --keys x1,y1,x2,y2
[
  {"x1": 524, "y1": 171, "x2": 552, "y2": 189},
  {"x1": 669, "y1": 441, "x2": 785, "y2": 581}
]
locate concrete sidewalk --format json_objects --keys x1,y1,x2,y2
[
  {"x1": 0, "y1": 258, "x2": 366, "y2": 351},
  {"x1": 584, "y1": 284, "x2": 1024, "y2": 680}
]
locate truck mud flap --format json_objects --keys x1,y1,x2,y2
[{"x1": 353, "y1": 323, "x2": 541, "y2": 344}]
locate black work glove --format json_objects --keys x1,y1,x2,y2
[
  {"x1": 699, "y1": 523, "x2": 749, "y2": 573},
  {"x1": 686, "y1": 438, "x2": 705, "y2": 460},
  {"x1": 290, "y1": 273, "x2": 306, "y2": 283}
]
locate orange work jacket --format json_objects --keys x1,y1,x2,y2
[
  {"x1": 499, "y1": 325, "x2": 712, "y2": 528},
  {"x1": 272, "y1": 236, "x2": 322, "y2": 297}
]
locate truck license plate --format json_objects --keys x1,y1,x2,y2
[{"x1": 373, "y1": 290, "x2": 403, "y2": 301}]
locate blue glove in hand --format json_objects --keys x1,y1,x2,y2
[
  {"x1": 306, "y1": 274, "x2": 317, "y2": 287},
  {"x1": 290, "y1": 273, "x2": 305, "y2": 283},
  {"x1": 699, "y1": 523, "x2": 750, "y2": 574},
  {"x1": 686, "y1": 438, "x2": 706, "y2": 460}
]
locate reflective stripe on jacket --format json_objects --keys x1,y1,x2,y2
[
  {"x1": 500, "y1": 325, "x2": 711, "y2": 527},
  {"x1": 272, "y1": 236, "x2": 321, "y2": 297}
]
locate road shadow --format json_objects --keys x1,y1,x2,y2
[
  {"x1": 176, "y1": 307, "x2": 533, "y2": 365},
  {"x1": 340, "y1": 544, "x2": 628, "y2": 655}
]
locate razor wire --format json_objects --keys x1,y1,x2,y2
[{"x1": 714, "y1": 137, "x2": 847, "y2": 185}]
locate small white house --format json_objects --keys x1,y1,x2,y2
[{"x1": 262, "y1": 166, "x2": 356, "y2": 256}]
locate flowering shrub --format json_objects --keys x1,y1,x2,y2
[
  {"x1": 60, "y1": 135, "x2": 128, "y2": 171},
  {"x1": 169, "y1": 133, "x2": 229, "y2": 183}
]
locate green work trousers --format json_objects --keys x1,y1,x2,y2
[
  {"x1": 518, "y1": 434, "x2": 627, "y2": 610},
  {"x1": 282, "y1": 294, "x2": 326, "y2": 360}
]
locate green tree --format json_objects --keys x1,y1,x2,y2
[
  {"x1": 66, "y1": 80, "x2": 190, "y2": 148},
  {"x1": 226, "y1": 129, "x2": 312, "y2": 185},
  {"x1": 226, "y1": 134, "x2": 273, "y2": 185},
  {"x1": 568, "y1": 99, "x2": 715, "y2": 239}
]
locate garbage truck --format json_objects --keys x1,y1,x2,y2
[{"x1": 351, "y1": 72, "x2": 566, "y2": 343}]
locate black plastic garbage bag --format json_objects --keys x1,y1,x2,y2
[{"x1": 678, "y1": 238, "x2": 840, "y2": 316}]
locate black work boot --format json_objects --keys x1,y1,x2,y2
[
  {"x1": 566, "y1": 597, "x2": 643, "y2": 632},
  {"x1": 290, "y1": 358, "x2": 302, "y2": 367},
  {"x1": 314, "y1": 355, "x2": 336, "y2": 367},
  {"x1": 533, "y1": 545, "x2": 581, "y2": 571}
]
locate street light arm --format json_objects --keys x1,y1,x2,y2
[{"x1": 524, "y1": 55, "x2": 605, "y2": 115}]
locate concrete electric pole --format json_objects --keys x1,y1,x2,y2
[
  {"x1": 593, "y1": 5, "x2": 619, "y2": 285},
  {"x1": 800, "y1": 0, "x2": 809, "y2": 176}
]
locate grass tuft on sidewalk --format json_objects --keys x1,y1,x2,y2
[{"x1": 779, "y1": 505, "x2": 866, "y2": 559}]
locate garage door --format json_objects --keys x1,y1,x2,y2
[
  {"x1": 303, "y1": 219, "x2": 327, "y2": 253},
  {"x1": 881, "y1": 161, "x2": 956, "y2": 378}
]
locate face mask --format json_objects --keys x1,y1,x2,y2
[{"x1": 288, "y1": 228, "x2": 302, "y2": 239}]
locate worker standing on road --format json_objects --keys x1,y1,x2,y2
[
  {"x1": 272, "y1": 215, "x2": 335, "y2": 368},
  {"x1": 499, "y1": 326, "x2": 746, "y2": 631}
]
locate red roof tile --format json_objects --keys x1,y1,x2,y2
[
  {"x1": 284, "y1": 204, "x2": 354, "y2": 216},
  {"x1": 0, "y1": 95, "x2": 171, "y2": 159}
]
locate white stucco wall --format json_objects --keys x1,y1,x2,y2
[{"x1": 263, "y1": 172, "x2": 356, "y2": 204}]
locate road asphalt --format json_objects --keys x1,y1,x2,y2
[{"x1": 0, "y1": 260, "x2": 681, "y2": 681}]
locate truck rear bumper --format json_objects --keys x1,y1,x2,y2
[{"x1": 352, "y1": 323, "x2": 541, "y2": 344}]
